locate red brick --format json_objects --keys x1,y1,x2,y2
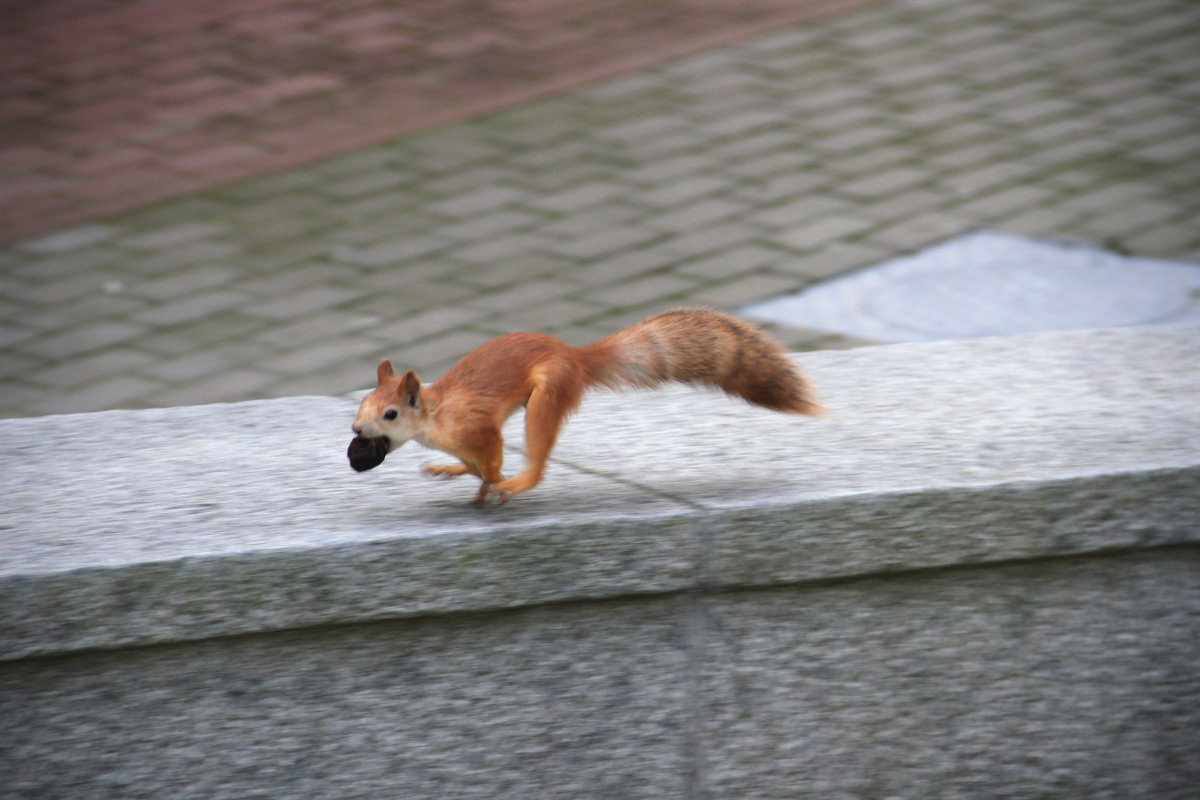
[
  {"x1": 0, "y1": 173, "x2": 70, "y2": 203},
  {"x1": 65, "y1": 148, "x2": 155, "y2": 176},
  {"x1": 247, "y1": 74, "x2": 343, "y2": 104},
  {"x1": 427, "y1": 30, "x2": 514, "y2": 58},
  {"x1": 148, "y1": 76, "x2": 245, "y2": 104},
  {"x1": 148, "y1": 93, "x2": 258, "y2": 126},
  {"x1": 0, "y1": 147, "x2": 54, "y2": 173},
  {"x1": 343, "y1": 32, "x2": 414, "y2": 53},
  {"x1": 172, "y1": 144, "x2": 265, "y2": 173},
  {"x1": 0, "y1": 97, "x2": 50, "y2": 124},
  {"x1": 226, "y1": 11, "x2": 317, "y2": 37}
]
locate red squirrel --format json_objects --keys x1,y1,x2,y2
[{"x1": 348, "y1": 307, "x2": 823, "y2": 504}]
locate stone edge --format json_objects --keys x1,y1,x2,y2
[{"x1": 3, "y1": 462, "x2": 1197, "y2": 662}]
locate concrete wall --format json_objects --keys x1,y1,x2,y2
[{"x1": 2, "y1": 325, "x2": 1198, "y2": 799}]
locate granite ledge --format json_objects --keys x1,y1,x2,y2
[{"x1": 1, "y1": 324, "x2": 1198, "y2": 661}]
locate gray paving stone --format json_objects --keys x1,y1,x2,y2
[
  {"x1": 770, "y1": 241, "x2": 892, "y2": 281},
  {"x1": 567, "y1": 247, "x2": 685, "y2": 286},
  {"x1": 34, "y1": 349, "x2": 158, "y2": 389},
  {"x1": 261, "y1": 360, "x2": 379, "y2": 399},
  {"x1": 645, "y1": 199, "x2": 742, "y2": 233},
  {"x1": 120, "y1": 223, "x2": 229, "y2": 251},
  {"x1": 335, "y1": 236, "x2": 453, "y2": 268},
  {"x1": 36, "y1": 376, "x2": 164, "y2": 415},
  {"x1": 268, "y1": 337, "x2": 383, "y2": 374},
  {"x1": 436, "y1": 211, "x2": 545, "y2": 242},
  {"x1": 323, "y1": 169, "x2": 414, "y2": 199},
  {"x1": 356, "y1": 258, "x2": 467, "y2": 291},
  {"x1": 812, "y1": 126, "x2": 900, "y2": 154},
  {"x1": 360, "y1": 305, "x2": 483, "y2": 345},
  {"x1": 9, "y1": 246, "x2": 123, "y2": 279},
  {"x1": 658, "y1": 223, "x2": 766, "y2": 259},
  {"x1": 1075, "y1": 200, "x2": 1182, "y2": 239},
  {"x1": 251, "y1": 310, "x2": 384, "y2": 349},
  {"x1": 686, "y1": 272, "x2": 802, "y2": 309},
  {"x1": 956, "y1": 186, "x2": 1059, "y2": 221},
  {"x1": 18, "y1": 322, "x2": 148, "y2": 360},
  {"x1": 865, "y1": 213, "x2": 976, "y2": 253},
  {"x1": 699, "y1": 110, "x2": 789, "y2": 139},
  {"x1": 772, "y1": 215, "x2": 878, "y2": 252},
  {"x1": 1116, "y1": 223, "x2": 1200, "y2": 257},
  {"x1": 241, "y1": 287, "x2": 365, "y2": 320},
  {"x1": 726, "y1": 150, "x2": 815, "y2": 181},
  {"x1": 2, "y1": 0, "x2": 1197, "y2": 419},
  {"x1": 428, "y1": 187, "x2": 529, "y2": 217},
  {"x1": 393, "y1": 330, "x2": 498, "y2": 372},
  {"x1": 452, "y1": 253, "x2": 575, "y2": 289},
  {"x1": 585, "y1": 274, "x2": 698, "y2": 308},
  {"x1": 824, "y1": 146, "x2": 917, "y2": 179},
  {"x1": 15, "y1": 225, "x2": 116, "y2": 254},
  {"x1": 131, "y1": 291, "x2": 252, "y2": 326},
  {"x1": 547, "y1": 225, "x2": 663, "y2": 260},
  {"x1": 0, "y1": 382, "x2": 46, "y2": 415},
  {"x1": 1136, "y1": 133, "x2": 1200, "y2": 164},
  {"x1": 60, "y1": 292, "x2": 145, "y2": 324},
  {"x1": 127, "y1": 266, "x2": 236, "y2": 301},
  {"x1": 538, "y1": 205, "x2": 643, "y2": 238},
  {"x1": 3, "y1": 273, "x2": 123, "y2": 305},
  {"x1": 142, "y1": 349, "x2": 247, "y2": 383},
  {"x1": 837, "y1": 167, "x2": 931, "y2": 200},
  {"x1": 0, "y1": 349, "x2": 38, "y2": 379},
  {"x1": 448, "y1": 233, "x2": 554, "y2": 264},
  {"x1": 943, "y1": 162, "x2": 1042, "y2": 198},
  {"x1": 640, "y1": 177, "x2": 732, "y2": 208},
  {"x1": 626, "y1": 155, "x2": 715, "y2": 185},
  {"x1": 140, "y1": 369, "x2": 279, "y2": 408},
  {"x1": 525, "y1": 182, "x2": 629, "y2": 212},
  {"x1": 132, "y1": 315, "x2": 268, "y2": 356},
  {"x1": 757, "y1": 197, "x2": 854, "y2": 230},
  {"x1": 467, "y1": 279, "x2": 580, "y2": 313},
  {"x1": 675, "y1": 245, "x2": 783, "y2": 279},
  {"x1": 480, "y1": 299, "x2": 605, "y2": 333},
  {"x1": 122, "y1": 241, "x2": 242, "y2": 275},
  {"x1": 995, "y1": 205, "x2": 1082, "y2": 237},
  {"x1": 734, "y1": 171, "x2": 835, "y2": 205},
  {"x1": 235, "y1": 262, "x2": 363, "y2": 298}
]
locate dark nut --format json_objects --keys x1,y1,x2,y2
[{"x1": 347, "y1": 436, "x2": 389, "y2": 472}]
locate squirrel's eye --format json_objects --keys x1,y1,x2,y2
[{"x1": 383, "y1": 409, "x2": 398, "y2": 421}]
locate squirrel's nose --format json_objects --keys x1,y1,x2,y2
[{"x1": 352, "y1": 423, "x2": 362, "y2": 435}]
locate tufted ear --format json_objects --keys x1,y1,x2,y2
[
  {"x1": 376, "y1": 358, "x2": 396, "y2": 385},
  {"x1": 401, "y1": 370, "x2": 421, "y2": 409}
]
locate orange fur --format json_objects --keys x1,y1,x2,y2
[{"x1": 351, "y1": 308, "x2": 822, "y2": 504}]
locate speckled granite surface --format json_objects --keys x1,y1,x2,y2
[{"x1": 2, "y1": 325, "x2": 1198, "y2": 798}]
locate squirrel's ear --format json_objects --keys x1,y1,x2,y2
[
  {"x1": 376, "y1": 358, "x2": 396, "y2": 384},
  {"x1": 401, "y1": 370, "x2": 421, "y2": 408}
]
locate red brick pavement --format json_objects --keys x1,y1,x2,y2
[{"x1": 0, "y1": 0, "x2": 877, "y2": 244}]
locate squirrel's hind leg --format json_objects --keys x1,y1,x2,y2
[
  {"x1": 468, "y1": 432, "x2": 507, "y2": 505},
  {"x1": 489, "y1": 376, "x2": 580, "y2": 500}
]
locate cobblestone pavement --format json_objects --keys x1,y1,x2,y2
[
  {"x1": 0, "y1": 0, "x2": 870, "y2": 243},
  {"x1": 2, "y1": 0, "x2": 1199, "y2": 418}
]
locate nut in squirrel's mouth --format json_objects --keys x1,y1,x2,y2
[{"x1": 347, "y1": 436, "x2": 390, "y2": 472}]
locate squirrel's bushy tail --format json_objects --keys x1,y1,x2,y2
[{"x1": 576, "y1": 308, "x2": 824, "y2": 416}]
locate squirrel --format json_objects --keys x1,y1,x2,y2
[{"x1": 348, "y1": 307, "x2": 823, "y2": 504}]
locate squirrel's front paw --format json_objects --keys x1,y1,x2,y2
[{"x1": 425, "y1": 464, "x2": 470, "y2": 480}]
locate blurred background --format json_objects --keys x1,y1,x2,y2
[{"x1": 2, "y1": 0, "x2": 1198, "y2": 417}]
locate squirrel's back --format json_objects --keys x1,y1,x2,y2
[{"x1": 577, "y1": 308, "x2": 823, "y2": 416}]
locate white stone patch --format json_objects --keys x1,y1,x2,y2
[{"x1": 745, "y1": 232, "x2": 1200, "y2": 342}]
